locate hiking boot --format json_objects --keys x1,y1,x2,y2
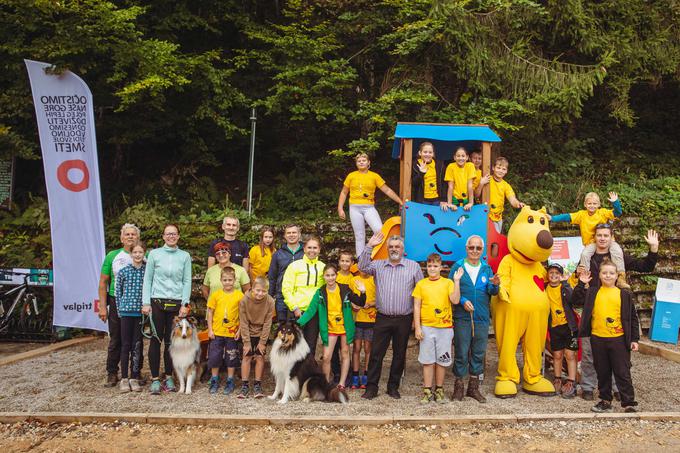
[
  {"x1": 237, "y1": 384, "x2": 249, "y2": 399},
  {"x1": 616, "y1": 272, "x2": 631, "y2": 290},
  {"x1": 119, "y1": 378, "x2": 130, "y2": 393},
  {"x1": 224, "y1": 378, "x2": 235, "y2": 395},
  {"x1": 421, "y1": 388, "x2": 434, "y2": 404},
  {"x1": 351, "y1": 375, "x2": 360, "y2": 389},
  {"x1": 360, "y1": 374, "x2": 368, "y2": 389},
  {"x1": 129, "y1": 379, "x2": 142, "y2": 393},
  {"x1": 253, "y1": 382, "x2": 264, "y2": 398},
  {"x1": 466, "y1": 376, "x2": 487, "y2": 403},
  {"x1": 434, "y1": 387, "x2": 446, "y2": 404},
  {"x1": 105, "y1": 373, "x2": 118, "y2": 387},
  {"x1": 451, "y1": 378, "x2": 465, "y2": 401},
  {"x1": 163, "y1": 376, "x2": 176, "y2": 392},
  {"x1": 552, "y1": 378, "x2": 562, "y2": 393},
  {"x1": 150, "y1": 379, "x2": 162, "y2": 395},
  {"x1": 581, "y1": 390, "x2": 594, "y2": 401},
  {"x1": 591, "y1": 400, "x2": 613, "y2": 413},
  {"x1": 561, "y1": 379, "x2": 576, "y2": 399},
  {"x1": 209, "y1": 376, "x2": 220, "y2": 394}
]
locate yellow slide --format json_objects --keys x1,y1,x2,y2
[{"x1": 371, "y1": 216, "x2": 401, "y2": 261}]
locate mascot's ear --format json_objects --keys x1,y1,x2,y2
[{"x1": 538, "y1": 207, "x2": 547, "y2": 214}]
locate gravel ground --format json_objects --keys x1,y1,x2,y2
[
  {"x1": 0, "y1": 337, "x2": 679, "y2": 416},
  {"x1": 1, "y1": 419, "x2": 679, "y2": 452}
]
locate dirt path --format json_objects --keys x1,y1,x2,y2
[{"x1": 1, "y1": 419, "x2": 678, "y2": 452}]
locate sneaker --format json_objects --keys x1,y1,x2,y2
[
  {"x1": 421, "y1": 388, "x2": 434, "y2": 404},
  {"x1": 591, "y1": 400, "x2": 613, "y2": 413},
  {"x1": 119, "y1": 378, "x2": 130, "y2": 393},
  {"x1": 224, "y1": 378, "x2": 235, "y2": 395},
  {"x1": 351, "y1": 375, "x2": 360, "y2": 389},
  {"x1": 105, "y1": 373, "x2": 118, "y2": 387},
  {"x1": 561, "y1": 380, "x2": 576, "y2": 399},
  {"x1": 581, "y1": 390, "x2": 594, "y2": 401},
  {"x1": 163, "y1": 376, "x2": 176, "y2": 392},
  {"x1": 129, "y1": 379, "x2": 142, "y2": 393},
  {"x1": 624, "y1": 405, "x2": 638, "y2": 413},
  {"x1": 150, "y1": 379, "x2": 162, "y2": 395},
  {"x1": 360, "y1": 374, "x2": 368, "y2": 389},
  {"x1": 209, "y1": 376, "x2": 220, "y2": 394},
  {"x1": 237, "y1": 385, "x2": 249, "y2": 399},
  {"x1": 434, "y1": 387, "x2": 446, "y2": 404},
  {"x1": 253, "y1": 382, "x2": 264, "y2": 398}
]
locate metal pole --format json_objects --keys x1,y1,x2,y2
[{"x1": 247, "y1": 107, "x2": 257, "y2": 216}]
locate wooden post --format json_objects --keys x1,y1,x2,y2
[
  {"x1": 400, "y1": 138, "x2": 413, "y2": 201},
  {"x1": 481, "y1": 141, "x2": 491, "y2": 204}
]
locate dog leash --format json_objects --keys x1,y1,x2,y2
[{"x1": 141, "y1": 313, "x2": 162, "y2": 343}]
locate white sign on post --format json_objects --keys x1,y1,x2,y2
[{"x1": 25, "y1": 60, "x2": 107, "y2": 332}]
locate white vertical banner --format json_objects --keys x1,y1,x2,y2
[{"x1": 25, "y1": 59, "x2": 107, "y2": 332}]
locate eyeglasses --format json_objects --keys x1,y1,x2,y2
[
  {"x1": 164, "y1": 232, "x2": 179, "y2": 237},
  {"x1": 215, "y1": 250, "x2": 230, "y2": 255},
  {"x1": 467, "y1": 246, "x2": 483, "y2": 251}
]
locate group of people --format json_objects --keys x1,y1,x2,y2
[{"x1": 98, "y1": 146, "x2": 660, "y2": 412}]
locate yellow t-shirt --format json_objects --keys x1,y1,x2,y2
[
  {"x1": 207, "y1": 289, "x2": 243, "y2": 338},
  {"x1": 343, "y1": 170, "x2": 386, "y2": 205},
  {"x1": 591, "y1": 286, "x2": 623, "y2": 338},
  {"x1": 570, "y1": 208, "x2": 616, "y2": 245},
  {"x1": 444, "y1": 162, "x2": 476, "y2": 201},
  {"x1": 326, "y1": 286, "x2": 345, "y2": 335},
  {"x1": 547, "y1": 285, "x2": 567, "y2": 328},
  {"x1": 354, "y1": 275, "x2": 377, "y2": 324},
  {"x1": 248, "y1": 245, "x2": 274, "y2": 279},
  {"x1": 412, "y1": 277, "x2": 454, "y2": 328},
  {"x1": 418, "y1": 159, "x2": 439, "y2": 199},
  {"x1": 473, "y1": 168, "x2": 482, "y2": 190},
  {"x1": 336, "y1": 271, "x2": 357, "y2": 293},
  {"x1": 489, "y1": 178, "x2": 516, "y2": 222}
]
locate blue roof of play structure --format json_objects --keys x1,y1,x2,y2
[{"x1": 391, "y1": 123, "x2": 502, "y2": 160}]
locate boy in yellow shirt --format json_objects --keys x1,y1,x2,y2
[
  {"x1": 350, "y1": 270, "x2": 376, "y2": 389},
  {"x1": 444, "y1": 147, "x2": 476, "y2": 210},
  {"x1": 475, "y1": 156, "x2": 524, "y2": 233},
  {"x1": 206, "y1": 267, "x2": 244, "y2": 395},
  {"x1": 412, "y1": 253, "x2": 455, "y2": 404}
]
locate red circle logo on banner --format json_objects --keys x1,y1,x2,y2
[{"x1": 56, "y1": 160, "x2": 90, "y2": 192}]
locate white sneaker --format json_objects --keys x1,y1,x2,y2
[
  {"x1": 129, "y1": 379, "x2": 142, "y2": 392},
  {"x1": 119, "y1": 378, "x2": 131, "y2": 393}
]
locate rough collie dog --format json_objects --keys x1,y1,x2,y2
[
  {"x1": 268, "y1": 321, "x2": 348, "y2": 404},
  {"x1": 169, "y1": 316, "x2": 201, "y2": 394}
]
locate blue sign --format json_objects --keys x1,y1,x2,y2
[
  {"x1": 650, "y1": 278, "x2": 680, "y2": 344},
  {"x1": 403, "y1": 201, "x2": 488, "y2": 262}
]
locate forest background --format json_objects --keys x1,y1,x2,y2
[{"x1": 1, "y1": 0, "x2": 679, "y2": 269}]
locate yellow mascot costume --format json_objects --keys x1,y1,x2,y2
[{"x1": 492, "y1": 206, "x2": 555, "y2": 398}]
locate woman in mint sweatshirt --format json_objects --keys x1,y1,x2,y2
[
  {"x1": 141, "y1": 223, "x2": 192, "y2": 395},
  {"x1": 298, "y1": 263, "x2": 366, "y2": 390}
]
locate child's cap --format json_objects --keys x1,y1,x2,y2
[{"x1": 547, "y1": 262, "x2": 564, "y2": 274}]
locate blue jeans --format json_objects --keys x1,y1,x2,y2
[{"x1": 453, "y1": 319, "x2": 489, "y2": 378}]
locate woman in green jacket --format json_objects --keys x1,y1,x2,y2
[{"x1": 298, "y1": 263, "x2": 366, "y2": 389}]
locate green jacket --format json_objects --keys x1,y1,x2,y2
[{"x1": 297, "y1": 283, "x2": 366, "y2": 346}]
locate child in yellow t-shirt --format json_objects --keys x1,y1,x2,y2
[
  {"x1": 469, "y1": 149, "x2": 485, "y2": 194},
  {"x1": 206, "y1": 267, "x2": 244, "y2": 395},
  {"x1": 412, "y1": 253, "x2": 455, "y2": 404},
  {"x1": 574, "y1": 259, "x2": 640, "y2": 413},
  {"x1": 475, "y1": 156, "x2": 524, "y2": 233},
  {"x1": 412, "y1": 142, "x2": 448, "y2": 208},
  {"x1": 248, "y1": 227, "x2": 276, "y2": 281},
  {"x1": 444, "y1": 147, "x2": 476, "y2": 210},
  {"x1": 337, "y1": 153, "x2": 403, "y2": 256},
  {"x1": 350, "y1": 270, "x2": 376, "y2": 389},
  {"x1": 549, "y1": 191, "x2": 627, "y2": 288}
]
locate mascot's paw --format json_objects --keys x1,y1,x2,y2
[
  {"x1": 522, "y1": 378, "x2": 557, "y2": 396},
  {"x1": 494, "y1": 380, "x2": 518, "y2": 399},
  {"x1": 498, "y1": 288, "x2": 511, "y2": 304}
]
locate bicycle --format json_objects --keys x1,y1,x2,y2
[{"x1": 0, "y1": 272, "x2": 47, "y2": 332}]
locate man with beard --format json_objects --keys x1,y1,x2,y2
[{"x1": 358, "y1": 232, "x2": 424, "y2": 399}]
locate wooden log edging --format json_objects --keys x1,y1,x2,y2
[
  {"x1": 637, "y1": 340, "x2": 680, "y2": 364},
  {"x1": 1, "y1": 411, "x2": 679, "y2": 426},
  {"x1": 0, "y1": 336, "x2": 99, "y2": 367}
]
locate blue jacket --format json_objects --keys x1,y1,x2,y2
[
  {"x1": 268, "y1": 243, "x2": 304, "y2": 307},
  {"x1": 448, "y1": 259, "x2": 498, "y2": 325}
]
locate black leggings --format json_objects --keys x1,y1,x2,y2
[
  {"x1": 120, "y1": 316, "x2": 142, "y2": 379},
  {"x1": 148, "y1": 301, "x2": 177, "y2": 378}
]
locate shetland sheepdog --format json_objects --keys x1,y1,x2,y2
[
  {"x1": 169, "y1": 316, "x2": 201, "y2": 394},
  {"x1": 268, "y1": 321, "x2": 348, "y2": 404}
]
